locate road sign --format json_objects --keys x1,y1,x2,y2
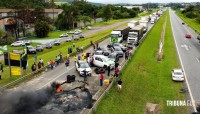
[{"x1": 111, "y1": 37, "x2": 118, "y2": 43}]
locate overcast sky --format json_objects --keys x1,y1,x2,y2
[{"x1": 87, "y1": 0, "x2": 199, "y2": 4}]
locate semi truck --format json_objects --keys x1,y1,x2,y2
[
  {"x1": 127, "y1": 20, "x2": 139, "y2": 29},
  {"x1": 139, "y1": 20, "x2": 148, "y2": 33},
  {"x1": 127, "y1": 25, "x2": 144, "y2": 46},
  {"x1": 110, "y1": 26, "x2": 130, "y2": 43}
]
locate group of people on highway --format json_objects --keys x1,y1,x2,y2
[{"x1": 31, "y1": 58, "x2": 44, "y2": 72}]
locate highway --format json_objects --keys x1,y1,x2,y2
[
  {"x1": 169, "y1": 9, "x2": 200, "y2": 112},
  {"x1": 1, "y1": 19, "x2": 154, "y2": 114}
]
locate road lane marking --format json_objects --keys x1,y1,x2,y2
[
  {"x1": 196, "y1": 58, "x2": 200, "y2": 63},
  {"x1": 181, "y1": 44, "x2": 189, "y2": 51},
  {"x1": 170, "y1": 10, "x2": 197, "y2": 112},
  {"x1": 37, "y1": 66, "x2": 75, "y2": 90}
]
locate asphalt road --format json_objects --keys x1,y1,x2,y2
[
  {"x1": 3, "y1": 19, "x2": 154, "y2": 113},
  {"x1": 169, "y1": 9, "x2": 200, "y2": 112}
]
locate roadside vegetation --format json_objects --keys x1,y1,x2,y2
[
  {"x1": 0, "y1": 22, "x2": 128, "y2": 86},
  {"x1": 95, "y1": 10, "x2": 187, "y2": 114},
  {"x1": 176, "y1": 10, "x2": 200, "y2": 34}
]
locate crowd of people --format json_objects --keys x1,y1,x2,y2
[{"x1": 31, "y1": 58, "x2": 44, "y2": 72}]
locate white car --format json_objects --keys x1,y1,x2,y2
[
  {"x1": 66, "y1": 36, "x2": 72, "y2": 42},
  {"x1": 11, "y1": 41, "x2": 24, "y2": 46},
  {"x1": 172, "y1": 69, "x2": 184, "y2": 81},
  {"x1": 73, "y1": 34, "x2": 80, "y2": 40},
  {"x1": 75, "y1": 60, "x2": 92, "y2": 76},
  {"x1": 93, "y1": 55, "x2": 115, "y2": 69},
  {"x1": 86, "y1": 26, "x2": 92, "y2": 30},
  {"x1": 60, "y1": 33, "x2": 69, "y2": 37},
  {"x1": 74, "y1": 29, "x2": 82, "y2": 34}
]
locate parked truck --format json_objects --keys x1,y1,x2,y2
[
  {"x1": 150, "y1": 16, "x2": 157, "y2": 24},
  {"x1": 127, "y1": 20, "x2": 139, "y2": 29},
  {"x1": 127, "y1": 25, "x2": 144, "y2": 46},
  {"x1": 110, "y1": 26, "x2": 130, "y2": 43},
  {"x1": 139, "y1": 20, "x2": 148, "y2": 33}
]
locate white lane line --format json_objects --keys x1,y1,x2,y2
[
  {"x1": 36, "y1": 66, "x2": 75, "y2": 90},
  {"x1": 196, "y1": 58, "x2": 200, "y2": 63},
  {"x1": 170, "y1": 10, "x2": 197, "y2": 112}
]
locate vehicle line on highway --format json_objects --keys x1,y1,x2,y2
[{"x1": 170, "y1": 10, "x2": 197, "y2": 112}]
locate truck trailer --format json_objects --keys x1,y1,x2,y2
[
  {"x1": 139, "y1": 20, "x2": 148, "y2": 33},
  {"x1": 127, "y1": 25, "x2": 144, "y2": 46},
  {"x1": 127, "y1": 20, "x2": 139, "y2": 29},
  {"x1": 110, "y1": 26, "x2": 130, "y2": 43}
]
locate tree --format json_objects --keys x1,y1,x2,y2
[
  {"x1": 79, "y1": 16, "x2": 91, "y2": 26},
  {"x1": 34, "y1": 19, "x2": 50, "y2": 38},
  {"x1": 102, "y1": 5, "x2": 112, "y2": 21},
  {"x1": 0, "y1": 30, "x2": 15, "y2": 45}
]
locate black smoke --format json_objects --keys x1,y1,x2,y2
[{"x1": 0, "y1": 85, "x2": 55, "y2": 114}]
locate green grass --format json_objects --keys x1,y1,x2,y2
[
  {"x1": 138, "y1": 10, "x2": 156, "y2": 16},
  {"x1": 0, "y1": 22, "x2": 128, "y2": 87},
  {"x1": 176, "y1": 10, "x2": 200, "y2": 34},
  {"x1": 95, "y1": 10, "x2": 187, "y2": 114}
]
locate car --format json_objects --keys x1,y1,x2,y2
[
  {"x1": 73, "y1": 34, "x2": 80, "y2": 40},
  {"x1": 113, "y1": 46, "x2": 124, "y2": 57},
  {"x1": 26, "y1": 45, "x2": 37, "y2": 54},
  {"x1": 74, "y1": 29, "x2": 82, "y2": 34},
  {"x1": 107, "y1": 43, "x2": 127, "y2": 52},
  {"x1": 46, "y1": 42, "x2": 52, "y2": 49},
  {"x1": 75, "y1": 60, "x2": 92, "y2": 76},
  {"x1": 95, "y1": 47, "x2": 110, "y2": 56},
  {"x1": 86, "y1": 26, "x2": 92, "y2": 30},
  {"x1": 67, "y1": 31, "x2": 74, "y2": 34},
  {"x1": 66, "y1": 36, "x2": 73, "y2": 42},
  {"x1": 60, "y1": 33, "x2": 69, "y2": 38},
  {"x1": 79, "y1": 34, "x2": 84, "y2": 38},
  {"x1": 24, "y1": 40, "x2": 31, "y2": 45},
  {"x1": 11, "y1": 41, "x2": 24, "y2": 47},
  {"x1": 36, "y1": 45, "x2": 44, "y2": 52},
  {"x1": 54, "y1": 39, "x2": 61, "y2": 45},
  {"x1": 185, "y1": 33, "x2": 191, "y2": 38},
  {"x1": 172, "y1": 69, "x2": 184, "y2": 81},
  {"x1": 108, "y1": 52, "x2": 119, "y2": 62},
  {"x1": 93, "y1": 55, "x2": 115, "y2": 69}
]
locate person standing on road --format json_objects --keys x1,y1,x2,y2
[
  {"x1": 125, "y1": 50, "x2": 129, "y2": 60},
  {"x1": 31, "y1": 62, "x2": 37, "y2": 72},
  {"x1": 107, "y1": 65, "x2": 111, "y2": 76},
  {"x1": 100, "y1": 73, "x2": 104, "y2": 86},
  {"x1": 115, "y1": 66, "x2": 119, "y2": 78},
  {"x1": 96, "y1": 42, "x2": 99, "y2": 49},
  {"x1": 0, "y1": 62, "x2": 3, "y2": 80},
  {"x1": 74, "y1": 55, "x2": 77, "y2": 64},
  {"x1": 117, "y1": 78, "x2": 123, "y2": 92},
  {"x1": 83, "y1": 69, "x2": 87, "y2": 81}
]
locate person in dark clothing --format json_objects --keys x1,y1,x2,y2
[
  {"x1": 125, "y1": 51, "x2": 129, "y2": 60},
  {"x1": 117, "y1": 78, "x2": 123, "y2": 92},
  {"x1": 96, "y1": 42, "x2": 99, "y2": 49},
  {"x1": 115, "y1": 62, "x2": 119, "y2": 70},
  {"x1": 0, "y1": 62, "x2": 3, "y2": 80},
  {"x1": 83, "y1": 69, "x2": 87, "y2": 81},
  {"x1": 38, "y1": 62, "x2": 42, "y2": 69},
  {"x1": 31, "y1": 62, "x2": 37, "y2": 72},
  {"x1": 107, "y1": 65, "x2": 111, "y2": 76}
]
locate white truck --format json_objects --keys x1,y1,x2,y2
[
  {"x1": 139, "y1": 20, "x2": 148, "y2": 33},
  {"x1": 150, "y1": 16, "x2": 156, "y2": 24},
  {"x1": 128, "y1": 20, "x2": 139, "y2": 29},
  {"x1": 110, "y1": 26, "x2": 130, "y2": 43},
  {"x1": 127, "y1": 25, "x2": 144, "y2": 46}
]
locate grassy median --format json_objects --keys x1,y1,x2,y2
[{"x1": 95, "y1": 10, "x2": 187, "y2": 114}]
